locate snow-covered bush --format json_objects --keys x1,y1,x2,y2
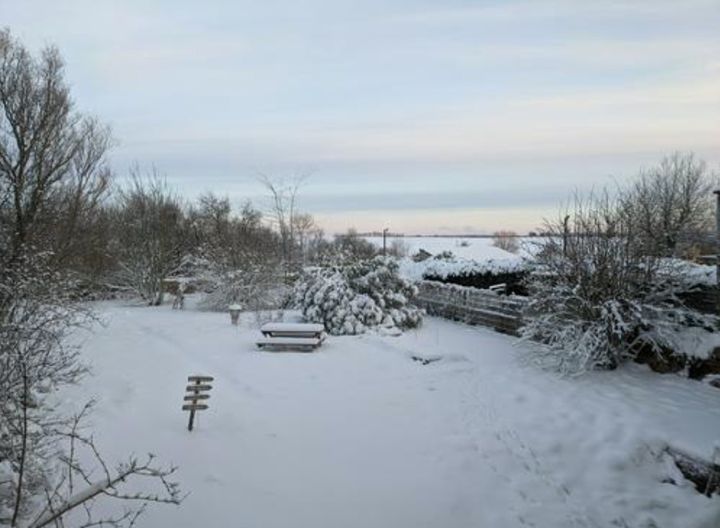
[
  {"x1": 522, "y1": 191, "x2": 718, "y2": 375},
  {"x1": 292, "y1": 257, "x2": 422, "y2": 335}
]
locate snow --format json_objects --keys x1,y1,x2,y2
[
  {"x1": 665, "y1": 327, "x2": 720, "y2": 360},
  {"x1": 364, "y1": 236, "x2": 538, "y2": 260},
  {"x1": 398, "y1": 255, "x2": 527, "y2": 282},
  {"x1": 61, "y1": 301, "x2": 720, "y2": 528},
  {"x1": 658, "y1": 258, "x2": 716, "y2": 288},
  {"x1": 260, "y1": 322, "x2": 324, "y2": 333}
]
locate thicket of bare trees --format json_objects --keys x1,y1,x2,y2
[
  {"x1": 0, "y1": 28, "x2": 112, "y2": 269},
  {"x1": 525, "y1": 154, "x2": 719, "y2": 374},
  {"x1": 0, "y1": 30, "x2": 181, "y2": 527},
  {"x1": 492, "y1": 230, "x2": 520, "y2": 253},
  {"x1": 112, "y1": 170, "x2": 188, "y2": 305},
  {"x1": 188, "y1": 193, "x2": 285, "y2": 312},
  {"x1": 621, "y1": 153, "x2": 716, "y2": 257}
]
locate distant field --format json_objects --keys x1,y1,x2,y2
[{"x1": 364, "y1": 236, "x2": 536, "y2": 260}]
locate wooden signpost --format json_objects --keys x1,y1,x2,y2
[{"x1": 183, "y1": 375, "x2": 213, "y2": 431}]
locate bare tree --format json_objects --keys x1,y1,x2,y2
[
  {"x1": 492, "y1": 230, "x2": 520, "y2": 253},
  {"x1": 233, "y1": 200, "x2": 280, "y2": 268},
  {"x1": 27, "y1": 403, "x2": 180, "y2": 528},
  {"x1": 622, "y1": 152, "x2": 716, "y2": 257},
  {"x1": 186, "y1": 192, "x2": 232, "y2": 266},
  {"x1": 291, "y1": 212, "x2": 318, "y2": 265},
  {"x1": 113, "y1": 169, "x2": 187, "y2": 305},
  {"x1": 259, "y1": 174, "x2": 306, "y2": 273},
  {"x1": 0, "y1": 29, "x2": 112, "y2": 265}
]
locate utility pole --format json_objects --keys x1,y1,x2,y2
[
  {"x1": 714, "y1": 191, "x2": 720, "y2": 313},
  {"x1": 382, "y1": 227, "x2": 389, "y2": 256}
]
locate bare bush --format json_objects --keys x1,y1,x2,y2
[
  {"x1": 331, "y1": 229, "x2": 378, "y2": 263},
  {"x1": 387, "y1": 238, "x2": 410, "y2": 258},
  {"x1": 492, "y1": 231, "x2": 520, "y2": 253},
  {"x1": 523, "y1": 190, "x2": 716, "y2": 374}
]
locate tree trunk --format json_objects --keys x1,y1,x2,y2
[{"x1": 665, "y1": 446, "x2": 720, "y2": 496}]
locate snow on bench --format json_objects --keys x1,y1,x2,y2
[{"x1": 260, "y1": 323, "x2": 325, "y2": 335}]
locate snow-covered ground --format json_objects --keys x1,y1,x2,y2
[
  {"x1": 64, "y1": 301, "x2": 720, "y2": 528},
  {"x1": 364, "y1": 236, "x2": 532, "y2": 260}
]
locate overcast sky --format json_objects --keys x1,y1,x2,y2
[{"x1": 2, "y1": 0, "x2": 719, "y2": 234}]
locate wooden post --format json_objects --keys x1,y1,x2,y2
[
  {"x1": 382, "y1": 228, "x2": 389, "y2": 256},
  {"x1": 182, "y1": 375, "x2": 213, "y2": 431},
  {"x1": 714, "y1": 190, "x2": 720, "y2": 314},
  {"x1": 188, "y1": 391, "x2": 196, "y2": 431},
  {"x1": 229, "y1": 304, "x2": 242, "y2": 325}
]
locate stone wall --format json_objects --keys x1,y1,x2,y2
[{"x1": 416, "y1": 280, "x2": 527, "y2": 335}]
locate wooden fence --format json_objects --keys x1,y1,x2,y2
[
  {"x1": 680, "y1": 286, "x2": 717, "y2": 314},
  {"x1": 416, "y1": 280, "x2": 527, "y2": 335}
]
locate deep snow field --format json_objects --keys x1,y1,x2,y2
[
  {"x1": 363, "y1": 236, "x2": 531, "y2": 260},
  {"x1": 63, "y1": 301, "x2": 720, "y2": 528}
]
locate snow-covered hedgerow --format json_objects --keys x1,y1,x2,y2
[
  {"x1": 292, "y1": 257, "x2": 423, "y2": 335},
  {"x1": 399, "y1": 255, "x2": 527, "y2": 282},
  {"x1": 399, "y1": 255, "x2": 531, "y2": 294},
  {"x1": 522, "y1": 193, "x2": 719, "y2": 375}
]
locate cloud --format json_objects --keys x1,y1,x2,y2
[{"x1": 2, "y1": 0, "x2": 718, "y2": 233}]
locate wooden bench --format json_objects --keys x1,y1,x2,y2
[
  {"x1": 256, "y1": 323, "x2": 326, "y2": 351},
  {"x1": 256, "y1": 336, "x2": 321, "y2": 351}
]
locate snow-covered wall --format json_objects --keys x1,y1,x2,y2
[{"x1": 416, "y1": 280, "x2": 527, "y2": 335}]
